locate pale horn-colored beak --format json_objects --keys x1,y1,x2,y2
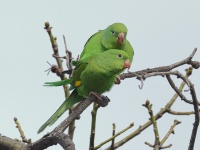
[
  {"x1": 124, "y1": 59, "x2": 130, "y2": 70},
  {"x1": 117, "y1": 32, "x2": 125, "y2": 44}
]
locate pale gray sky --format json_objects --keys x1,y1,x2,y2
[{"x1": 0, "y1": 1, "x2": 200, "y2": 150}]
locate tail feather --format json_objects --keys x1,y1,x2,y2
[
  {"x1": 44, "y1": 79, "x2": 71, "y2": 87},
  {"x1": 37, "y1": 90, "x2": 83, "y2": 134}
]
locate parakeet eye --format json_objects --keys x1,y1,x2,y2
[
  {"x1": 118, "y1": 54, "x2": 123, "y2": 58},
  {"x1": 111, "y1": 31, "x2": 115, "y2": 35}
]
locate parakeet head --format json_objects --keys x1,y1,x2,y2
[
  {"x1": 101, "y1": 23, "x2": 128, "y2": 49},
  {"x1": 98, "y1": 49, "x2": 130, "y2": 75}
]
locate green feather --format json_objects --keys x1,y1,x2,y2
[
  {"x1": 37, "y1": 90, "x2": 83, "y2": 133},
  {"x1": 44, "y1": 79, "x2": 71, "y2": 87}
]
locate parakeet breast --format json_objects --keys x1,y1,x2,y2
[{"x1": 77, "y1": 68, "x2": 116, "y2": 97}]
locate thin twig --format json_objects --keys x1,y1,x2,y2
[
  {"x1": 145, "y1": 142, "x2": 154, "y2": 148},
  {"x1": 111, "y1": 123, "x2": 116, "y2": 149},
  {"x1": 141, "y1": 71, "x2": 190, "y2": 88},
  {"x1": 14, "y1": 117, "x2": 31, "y2": 144},
  {"x1": 166, "y1": 74, "x2": 191, "y2": 103},
  {"x1": 167, "y1": 109, "x2": 200, "y2": 115},
  {"x1": 188, "y1": 82, "x2": 199, "y2": 150},
  {"x1": 44, "y1": 22, "x2": 70, "y2": 98},
  {"x1": 95, "y1": 123, "x2": 134, "y2": 150},
  {"x1": 89, "y1": 102, "x2": 99, "y2": 150},
  {"x1": 166, "y1": 70, "x2": 200, "y2": 106},
  {"x1": 160, "y1": 120, "x2": 181, "y2": 146},
  {"x1": 160, "y1": 144, "x2": 172, "y2": 149},
  {"x1": 63, "y1": 35, "x2": 73, "y2": 71},
  {"x1": 67, "y1": 115, "x2": 76, "y2": 140},
  {"x1": 44, "y1": 22, "x2": 63, "y2": 75},
  {"x1": 143, "y1": 100, "x2": 160, "y2": 148}
]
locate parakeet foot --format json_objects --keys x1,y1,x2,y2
[
  {"x1": 114, "y1": 75, "x2": 121, "y2": 84},
  {"x1": 89, "y1": 92, "x2": 110, "y2": 107},
  {"x1": 100, "y1": 95, "x2": 110, "y2": 107}
]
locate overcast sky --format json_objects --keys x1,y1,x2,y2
[{"x1": 0, "y1": 1, "x2": 200, "y2": 150}]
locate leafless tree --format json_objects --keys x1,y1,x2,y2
[{"x1": 0, "y1": 22, "x2": 199, "y2": 150}]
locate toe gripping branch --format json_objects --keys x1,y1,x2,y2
[{"x1": 89, "y1": 92, "x2": 110, "y2": 107}]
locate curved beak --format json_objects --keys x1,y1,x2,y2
[
  {"x1": 124, "y1": 59, "x2": 130, "y2": 70},
  {"x1": 117, "y1": 32, "x2": 124, "y2": 44}
]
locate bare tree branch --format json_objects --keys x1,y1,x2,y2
[
  {"x1": 26, "y1": 132, "x2": 75, "y2": 150},
  {"x1": 44, "y1": 22, "x2": 70, "y2": 98},
  {"x1": 167, "y1": 109, "x2": 200, "y2": 115},
  {"x1": 188, "y1": 82, "x2": 199, "y2": 150},
  {"x1": 120, "y1": 48, "x2": 199, "y2": 80},
  {"x1": 104, "y1": 68, "x2": 192, "y2": 150},
  {"x1": 26, "y1": 95, "x2": 99, "y2": 150},
  {"x1": 0, "y1": 135, "x2": 26, "y2": 150},
  {"x1": 166, "y1": 72, "x2": 197, "y2": 105},
  {"x1": 53, "y1": 98, "x2": 92, "y2": 133}
]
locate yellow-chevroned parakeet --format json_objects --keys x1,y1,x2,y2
[
  {"x1": 37, "y1": 49, "x2": 130, "y2": 133},
  {"x1": 80, "y1": 22, "x2": 134, "y2": 63}
]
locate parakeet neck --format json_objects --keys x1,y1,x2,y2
[{"x1": 94, "y1": 58, "x2": 123, "y2": 76}]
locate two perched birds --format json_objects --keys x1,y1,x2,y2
[{"x1": 38, "y1": 23, "x2": 134, "y2": 133}]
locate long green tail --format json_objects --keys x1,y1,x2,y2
[
  {"x1": 44, "y1": 79, "x2": 71, "y2": 87},
  {"x1": 37, "y1": 90, "x2": 83, "y2": 133}
]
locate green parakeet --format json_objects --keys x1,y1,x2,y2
[
  {"x1": 38, "y1": 49, "x2": 130, "y2": 133},
  {"x1": 80, "y1": 22, "x2": 134, "y2": 63}
]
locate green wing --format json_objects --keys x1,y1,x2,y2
[
  {"x1": 83, "y1": 30, "x2": 102, "y2": 48},
  {"x1": 72, "y1": 30, "x2": 102, "y2": 66},
  {"x1": 80, "y1": 30, "x2": 102, "y2": 59},
  {"x1": 37, "y1": 89, "x2": 83, "y2": 133},
  {"x1": 70, "y1": 60, "x2": 88, "y2": 87},
  {"x1": 44, "y1": 79, "x2": 71, "y2": 87},
  {"x1": 124, "y1": 40, "x2": 134, "y2": 63}
]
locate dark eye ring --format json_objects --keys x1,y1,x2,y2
[
  {"x1": 111, "y1": 31, "x2": 115, "y2": 35},
  {"x1": 118, "y1": 54, "x2": 122, "y2": 58}
]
